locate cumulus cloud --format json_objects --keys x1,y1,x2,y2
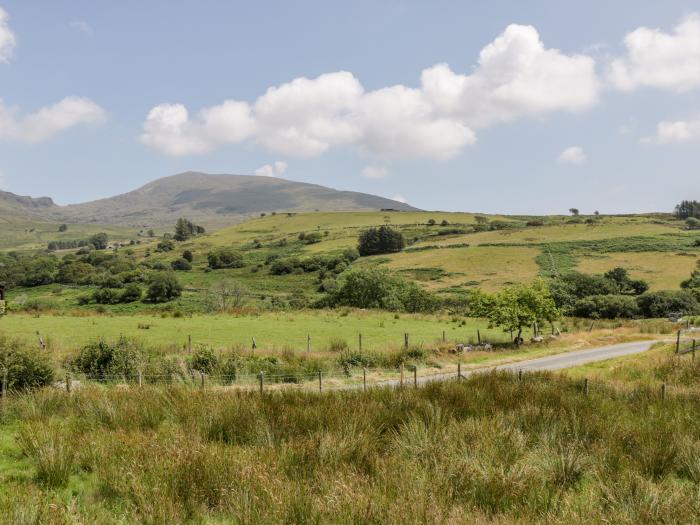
[
  {"x1": 0, "y1": 7, "x2": 16, "y2": 63},
  {"x1": 254, "y1": 160, "x2": 288, "y2": 177},
  {"x1": 140, "y1": 24, "x2": 599, "y2": 160},
  {"x1": 644, "y1": 119, "x2": 700, "y2": 144},
  {"x1": 609, "y1": 14, "x2": 700, "y2": 92},
  {"x1": 557, "y1": 146, "x2": 586, "y2": 164},
  {"x1": 0, "y1": 97, "x2": 106, "y2": 143},
  {"x1": 361, "y1": 165, "x2": 389, "y2": 179}
]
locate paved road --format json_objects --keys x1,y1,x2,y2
[{"x1": 373, "y1": 340, "x2": 657, "y2": 389}]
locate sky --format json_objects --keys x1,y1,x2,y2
[{"x1": 0, "y1": 1, "x2": 699, "y2": 215}]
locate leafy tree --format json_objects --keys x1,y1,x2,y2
[
  {"x1": 471, "y1": 281, "x2": 560, "y2": 344},
  {"x1": 120, "y1": 284, "x2": 142, "y2": 303},
  {"x1": 156, "y1": 239, "x2": 174, "y2": 252},
  {"x1": 427, "y1": 218, "x2": 436, "y2": 226},
  {"x1": 145, "y1": 272, "x2": 182, "y2": 303},
  {"x1": 69, "y1": 337, "x2": 139, "y2": 379},
  {"x1": 89, "y1": 233, "x2": 109, "y2": 250},
  {"x1": 440, "y1": 219, "x2": 450, "y2": 226},
  {"x1": 357, "y1": 225, "x2": 405, "y2": 256},
  {"x1": 573, "y1": 295, "x2": 640, "y2": 319},
  {"x1": 0, "y1": 336, "x2": 55, "y2": 391},
  {"x1": 603, "y1": 267, "x2": 649, "y2": 295},
  {"x1": 569, "y1": 208, "x2": 580, "y2": 216},
  {"x1": 636, "y1": 290, "x2": 700, "y2": 318},
  {"x1": 58, "y1": 224, "x2": 68, "y2": 232},
  {"x1": 182, "y1": 250, "x2": 194, "y2": 263},
  {"x1": 681, "y1": 261, "x2": 700, "y2": 290}
]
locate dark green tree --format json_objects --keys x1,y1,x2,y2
[
  {"x1": 357, "y1": 225, "x2": 405, "y2": 256},
  {"x1": 145, "y1": 272, "x2": 183, "y2": 303}
]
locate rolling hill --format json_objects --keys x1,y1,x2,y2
[{"x1": 0, "y1": 172, "x2": 416, "y2": 229}]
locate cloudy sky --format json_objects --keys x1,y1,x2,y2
[{"x1": 0, "y1": 1, "x2": 699, "y2": 214}]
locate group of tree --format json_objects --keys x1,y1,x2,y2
[
  {"x1": 322, "y1": 267, "x2": 438, "y2": 313},
  {"x1": 674, "y1": 200, "x2": 700, "y2": 220},
  {"x1": 357, "y1": 225, "x2": 405, "y2": 256},
  {"x1": 550, "y1": 267, "x2": 699, "y2": 319},
  {"x1": 207, "y1": 248, "x2": 245, "y2": 269},
  {"x1": 47, "y1": 232, "x2": 108, "y2": 252},
  {"x1": 174, "y1": 218, "x2": 206, "y2": 241}
]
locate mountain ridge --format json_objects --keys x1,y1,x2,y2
[{"x1": 0, "y1": 172, "x2": 417, "y2": 228}]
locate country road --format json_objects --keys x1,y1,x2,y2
[{"x1": 373, "y1": 340, "x2": 658, "y2": 389}]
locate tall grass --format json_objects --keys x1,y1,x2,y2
[{"x1": 4, "y1": 374, "x2": 700, "y2": 523}]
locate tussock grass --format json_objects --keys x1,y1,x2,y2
[{"x1": 3, "y1": 373, "x2": 700, "y2": 522}]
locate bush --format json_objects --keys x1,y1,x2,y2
[
  {"x1": 145, "y1": 272, "x2": 183, "y2": 303},
  {"x1": 156, "y1": 240, "x2": 174, "y2": 252},
  {"x1": 171, "y1": 258, "x2": 192, "y2": 271},
  {"x1": 120, "y1": 283, "x2": 142, "y2": 303},
  {"x1": 190, "y1": 346, "x2": 219, "y2": 374},
  {"x1": 92, "y1": 288, "x2": 122, "y2": 305},
  {"x1": 69, "y1": 337, "x2": 139, "y2": 379},
  {"x1": 182, "y1": 250, "x2": 194, "y2": 263},
  {"x1": 573, "y1": 295, "x2": 640, "y2": 319},
  {"x1": 637, "y1": 291, "x2": 700, "y2": 318},
  {"x1": 207, "y1": 249, "x2": 244, "y2": 269},
  {"x1": 357, "y1": 226, "x2": 405, "y2": 256},
  {"x1": 325, "y1": 268, "x2": 438, "y2": 312},
  {"x1": 0, "y1": 337, "x2": 54, "y2": 391},
  {"x1": 301, "y1": 231, "x2": 322, "y2": 244}
]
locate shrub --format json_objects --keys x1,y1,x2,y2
[
  {"x1": 526, "y1": 219, "x2": 544, "y2": 227},
  {"x1": 357, "y1": 225, "x2": 405, "y2": 256},
  {"x1": 573, "y1": 294, "x2": 640, "y2": 319},
  {"x1": 93, "y1": 288, "x2": 122, "y2": 305},
  {"x1": 637, "y1": 291, "x2": 700, "y2": 318},
  {"x1": 120, "y1": 283, "x2": 142, "y2": 303},
  {"x1": 171, "y1": 258, "x2": 192, "y2": 271},
  {"x1": 207, "y1": 249, "x2": 244, "y2": 269},
  {"x1": 69, "y1": 337, "x2": 140, "y2": 379},
  {"x1": 145, "y1": 272, "x2": 183, "y2": 303},
  {"x1": 89, "y1": 233, "x2": 108, "y2": 250},
  {"x1": 0, "y1": 337, "x2": 54, "y2": 391},
  {"x1": 190, "y1": 346, "x2": 219, "y2": 374},
  {"x1": 182, "y1": 250, "x2": 194, "y2": 262},
  {"x1": 156, "y1": 239, "x2": 174, "y2": 252},
  {"x1": 301, "y1": 232, "x2": 322, "y2": 244}
]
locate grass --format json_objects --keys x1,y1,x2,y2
[
  {"x1": 576, "y1": 251, "x2": 699, "y2": 290},
  {"x1": 3, "y1": 373, "x2": 700, "y2": 523}
]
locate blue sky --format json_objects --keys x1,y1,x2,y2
[{"x1": 0, "y1": 1, "x2": 699, "y2": 214}]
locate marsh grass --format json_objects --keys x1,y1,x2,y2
[{"x1": 3, "y1": 372, "x2": 700, "y2": 523}]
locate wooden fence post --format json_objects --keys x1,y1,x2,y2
[
  {"x1": 359, "y1": 333, "x2": 362, "y2": 352},
  {"x1": 477, "y1": 329, "x2": 482, "y2": 345},
  {"x1": 200, "y1": 372, "x2": 205, "y2": 389},
  {"x1": 518, "y1": 369, "x2": 523, "y2": 382},
  {"x1": 457, "y1": 362, "x2": 461, "y2": 379},
  {"x1": 307, "y1": 334, "x2": 311, "y2": 353},
  {"x1": 259, "y1": 372, "x2": 264, "y2": 394},
  {"x1": 188, "y1": 335, "x2": 192, "y2": 353},
  {"x1": 252, "y1": 337, "x2": 257, "y2": 354},
  {"x1": 1, "y1": 368, "x2": 7, "y2": 398},
  {"x1": 693, "y1": 340, "x2": 697, "y2": 361},
  {"x1": 413, "y1": 366, "x2": 418, "y2": 388},
  {"x1": 676, "y1": 330, "x2": 681, "y2": 354},
  {"x1": 138, "y1": 370, "x2": 143, "y2": 388},
  {"x1": 400, "y1": 364, "x2": 404, "y2": 387},
  {"x1": 363, "y1": 367, "x2": 367, "y2": 392},
  {"x1": 318, "y1": 370, "x2": 322, "y2": 392},
  {"x1": 404, "y1": 333, "x2": 409, "y2": 349},
  {"x1": 661, "y1": 382, "x2": 667, "y2": 400},
  {"x1": 442, "y1": 330, "x2": 446, "y2": 343},
  {"x1": 583, "y1": 378, "x2": 589, "y2": 396},
  {"x1": 65, "y1": 373, "x2": 72, "y2": 393}
]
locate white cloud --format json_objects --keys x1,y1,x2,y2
[
  {"x1": 0, "y1": 96, "x2": 106, "y2": 143},
  {"x1": 254, "y1": 160, "x2": 288, "y2": 177},
  {"x1": 609, "y1": 14, "x2": 700, "y2": 92},
  {"x1": 361, "y1": 165, "x2": 389, "y2": 179},
  {"x1": 557, "y1": 146, "x2": 586, "y2": 164},
  {"x1": 645, "y1": 119, "x2": 700, "y2": 144},
  {"x1": 392, "y1": 194, "x2": 408, "y2": 204},
  {"x1": 69, "y1": 21, "x2": 93, "y2": 35},
  {"x1": 0, "y1": 7, "x2": 16, "y2": 63},
  {"x1": 141, "y1": 24, "x2": 599, "y2": 160}
]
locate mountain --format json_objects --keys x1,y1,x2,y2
[{"x1": 0, "y1": 172, "x2": 417, "y2": 228}]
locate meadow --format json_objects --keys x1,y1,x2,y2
[{"x1": 3, "y1": 371, "x2": 700, "y2": 523}]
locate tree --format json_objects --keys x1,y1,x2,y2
[
  {"x1": 145, "y1": 273, "x2": 182, "y2": 303},
  {"x1": 357, "y1": 225, "x2": 405, "y2": 256},
  {"x1": 440, "y1": 219, "x2": 450, "y2": 226},
  {"x1": 182, "y1": 250, "x2": 194, "y2": 263},
  {"x1": 89, "y1": 233, "x2": 109, "y2": 250},
  {"x1": 674, "y1": 200, "x2": 700, "y2": 220},
  {"x1": 156, "y1": 240, "x2": 174, "y2": 252},
  {"x1": 174, "y1": 218, "x2": 206, "y2": 241},
  {"x1": 171, "y1": 258, "x2": 192, "y2": 271},
  {"x1": 681, "y1": 261, "x2": 700, "y2": 290},
  {"x1": 204, "y1": 280, "x2": 249, "y2": 312},
  {"x1": 686, "y1": 217, "x2": 700, "y2": 230},
  {"x1": 58, "y1": 224, "x2": 68, "y2": 232},
  {"x1": 427, "y1": 218, "x2": 436, "y2": 226},
  {"x1": 471, "y1": 281, "x2": 560, "y2": 345},
  {"x1": 569, "y1": 208, "x2": 580, "y2": 216}
]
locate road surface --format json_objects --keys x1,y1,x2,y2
[{"x1": 374, "y1": 340, "x2": 657, "y2": 389}]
